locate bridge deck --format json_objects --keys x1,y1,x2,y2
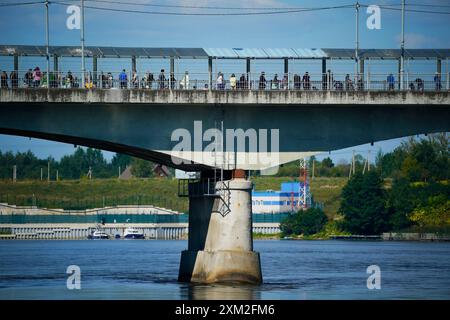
[{"x1": 1, "y1": 88, "x2": 449, "y2": 105}]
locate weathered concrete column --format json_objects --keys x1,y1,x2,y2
[
  {"x1": 437, "y1": 59, "x2": 442, "y2": 74},
  {"x1": 179, "y1": 169, "x2": 262, "y2": 284}
]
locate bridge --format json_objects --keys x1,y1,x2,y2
[{"x1": 1, "y1": 46, "x2": 449, "y2": 285}]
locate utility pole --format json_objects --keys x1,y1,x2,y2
[
  {"x1": 81, "y1": 0, "x2": 85, "y2": 88},
  {"x1": 40, "y1": 167, "x2": 43, "y2": 181},
  {"x1": 368, "y1": 150, "x2": 371, "y2": 172},
  {"x1": 355, "y1": 2, "x2": 360, "y2": 79},
  {"x1": 47, "y1": 161, "x2": 50, "y2": 182},
  {"x1": 45, "y1": 1, "x2": 50, "y2": 89},
  {"x1": 13, "y1": 165, "x2": 17, "y2": 182},
  {"x1": 348, "y1": 161, "x2": 352, "y2": 179},
  {"x1": 352, "y1": 150, "x2": 356, "y2": 175},
  {"x1": 118, "y1": 166, "x2": 121, "y2": 178},
  {"x1": 400, "y1": 0, "x2": 405, "y2": 90},
  {"x1": 56, "y1": 170, "x2": 59, "y2": 181}
]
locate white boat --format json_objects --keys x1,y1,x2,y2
[
  {"x1": 123, "y1": 227, "x2": 145, "y2": 239},
  {"x1": 88, "y1": 229, "x2": 109, "y2": 240}
]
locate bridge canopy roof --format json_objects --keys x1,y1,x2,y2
[
  {"x1": 0, "y1": 45, "x2": 208, "y2": 59},
  {"x1": 323, "y1": 48, "x2": 450, "y2": 59},
  {"x1": 0, "y1": 45, "x2": 449, "y2": 60}
]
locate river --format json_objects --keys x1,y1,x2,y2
[{"x1": 0, "y1": 240, "x2": 449, "y2": 299}]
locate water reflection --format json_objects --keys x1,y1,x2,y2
[{"x1": 184, "y1": 283, "x2": 261, "y2": 300}]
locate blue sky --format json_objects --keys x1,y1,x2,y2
[
  {"x1": 0, "y1": 0, "x2": 448, "y2": 163},
  {"x1": 1, "y1": 0, "x2": 449, "y2": 48}
]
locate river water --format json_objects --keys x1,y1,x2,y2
[{"x1": 0, "y1": 240, "x2": 449, "y2": 300}]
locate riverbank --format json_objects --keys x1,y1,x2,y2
[
  {"x1": 0, "y1": 177, "x2": 347, "y2": 218},
  {"x1": 254, "y1": 233, "x2": 450, "y2": 241}
]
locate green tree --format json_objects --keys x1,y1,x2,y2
[
  {"x1": 322, "y1": 157, "x2": 334, "y2": 168},
  {"x1": 280, "y1": 208, "x2": 328, "y2": 236},
  {"x1": 386, "y1": 178, "x2": 416, "y2": 230},
  {"x1": 409, "y1": 194, "x2": 450, "y2": 230},
  {"x1": 338, "y1": 171, "x2": 389, "y2": 234},
  {"x1": 111, "y1": 153, "x2": 132, "y2": 170},
  {"x1": 130, "y1": 158, "x2": 155, "y2": 178}
]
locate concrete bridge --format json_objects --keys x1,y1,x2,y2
[
  {"x1": 1, "y1": 89, "x2": 448, "y2": 170},
  {"x1": 0, "y1": 88, "x2": 449, "y2": 285}
]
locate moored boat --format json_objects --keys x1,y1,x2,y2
[{"x1": 123, "y1": 227, "x2": 145, "y2": 239}]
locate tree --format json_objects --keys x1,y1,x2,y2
[
  {"x1": 375, "y1": 134, "x2": 450, "y2": 232},
  {"x1": 322, "y1": 157, "x2": 334, "y2": 168},
  {"x1": 280, "y1": 208, "x2": 328, "y2": 236},
  {"x1": 130, "y1": 158, "x2": 155, "y2": 178},
  {"x1": 338, "y1": 171, "x2": 389, "y2": 234},
  {"x1": 386, "y1": 177, "x2": 416, "y2": 231},
  {"x1": 376, "y1": 134, "x2": 449, "y2": 181},
  {"x1": 409, "y1": 195, "x2": 450, "y2": 230},
  {"x1": 111, "y1": 153, "x2": 132, "y2": 171}
]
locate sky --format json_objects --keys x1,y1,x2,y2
[{"x1": 0, "y1": 0, "x2": 448, "y2": 164}]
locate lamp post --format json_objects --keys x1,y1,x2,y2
[
  {"x1": 400, "y1": 0, "x2": 405, "y2": 90},
  {"x1": 355, "y1": 2, "x2": 360, "y2": 79},
  {"x1": 81, "y1": 0, "x2": 85, "y2": 88},
  {"x1": 45, "y1": 1, "x2": 50, "y2": 88}
]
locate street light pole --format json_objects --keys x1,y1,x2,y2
[
  {"x1": 81, "y1": 0, "x2": 85, "y2": 88},
  {"x1": 355, "y1": 2, "x2": 360, "y2": 79},
  {"x1": 400, "y1": 0, "x2": 405, "y2": 90},
  {"x1": 45, "y1": 1, "x2": 50, "y2": 88}
]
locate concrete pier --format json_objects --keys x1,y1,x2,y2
[{"x1": 178, "y1": 171, "x2": 262, "y2": 284}]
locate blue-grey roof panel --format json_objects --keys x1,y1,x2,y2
[
  {"x1": 174, "y1": 48, "x2": 208, "y2": 58},
  {"x1": 293, "y1": 48, "x2": 327, "y2": 58},
  {"x1": 233, "y1": 48, "x2": 268, "y2": 58},
  {"x1": 322, "y1": 48, "x2": 355, "y2": 59},
  {"x1": 204, "y1": 48, "x2": 238, "y2": 58},
  {"x1": 264, "y1": 48, "x2": 298, "y2": 58}
]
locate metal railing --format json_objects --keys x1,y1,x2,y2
[{"x1": 0, "y1": 70, "x2": 448, "y2": 92}]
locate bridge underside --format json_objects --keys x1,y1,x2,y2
[{"x1": 0, "y1": 99, "x2": 448, "y2": 170}]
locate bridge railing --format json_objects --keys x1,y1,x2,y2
[{"x1": 0, "y1": 70, "x2": 448, "y2": 92}]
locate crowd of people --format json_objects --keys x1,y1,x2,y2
[{"x1": 0, "y1": 66, "x2": 445, "y2": 92}]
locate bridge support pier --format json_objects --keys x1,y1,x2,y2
[{"x1": 178, "y1": 170, "x2": 262, "y2": 284}]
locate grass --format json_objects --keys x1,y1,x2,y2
[
  {"x1": 253, "y1": 232, "x2": 282, "y2": 240},
  {"x1": 0, "y1": 176, "x2": 348, "y2": 217},
  {"x1": 0, "y1": 178, "x2": 189, "y2": 213}
]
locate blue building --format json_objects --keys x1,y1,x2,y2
[{"x1": 252, "y1": 182, "x2": 311, "y2": 214}]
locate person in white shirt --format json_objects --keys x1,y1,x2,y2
[
  {"x1": 180, "y1": 71, "x2": 189, "y2": 89},
  {"x1": 230, "y1": 73, "x2": 237, "y2": 90},
  {"x1": 216, "y1": 72, "x2": 224, "y2": 90}
]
